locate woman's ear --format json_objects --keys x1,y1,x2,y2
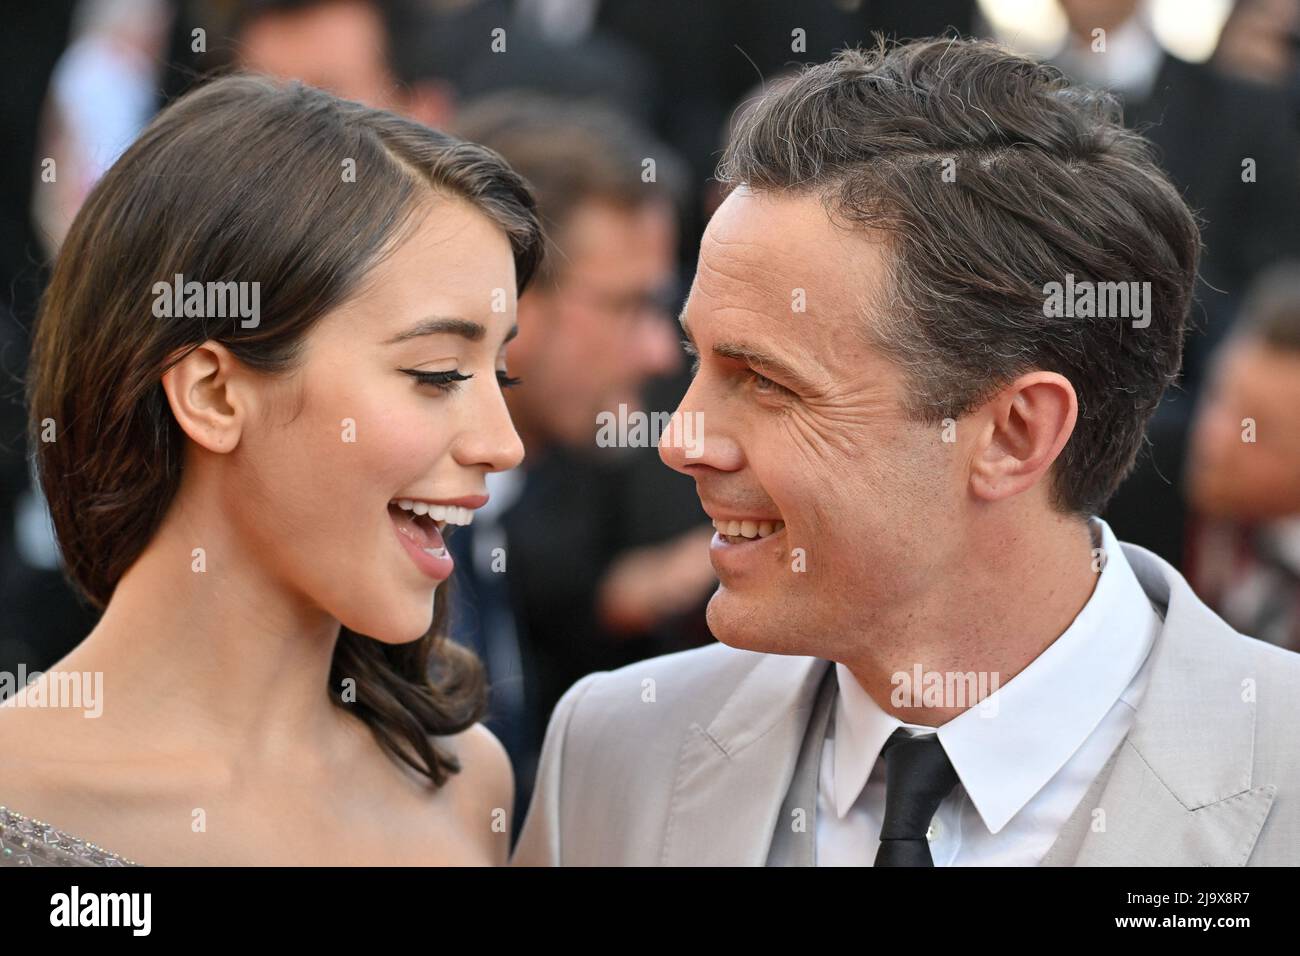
[{"x1": 160, "y1": 341, "x2": 247, "y2": 454}]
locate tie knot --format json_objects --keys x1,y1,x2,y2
[{"x1": 877, "y1": 729, "x2": 959, "y2": 844}]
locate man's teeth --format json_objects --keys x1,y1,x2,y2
[
  {"x1": 394, "y1": 500, "x2": 475, "y2": 527},
  {"x1": 711, "y1": 519, "x2": 785, "y2": 540}
]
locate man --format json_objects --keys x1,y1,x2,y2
[
  {"x1": 1184, "y1": 263, "x2": 1300, "y2": 653},
  {"x1": 512, "y1": 38, "x2": 1300, "y2": 866}
]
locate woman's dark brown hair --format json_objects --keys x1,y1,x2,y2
[{"x1": 26, "y1": 74, "x2": 542, "y2": 786}]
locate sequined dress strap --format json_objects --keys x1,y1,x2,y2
[{"x1": 0, "y1": 806, "x2": 139, "y2": 866}]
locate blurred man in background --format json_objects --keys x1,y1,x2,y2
[
  {"x1": 1050, "y1": 0, "x2": 1300, "y2": 569},
  {"x1": 451, "y1": 94, "x2": 717, "y2": 818},
  {"x1": 233, "y1": 0, "x2": 405, "y2": 110},
  {"x1": 1185, "y1": 263, "x2": 1300, "y2": 652}
]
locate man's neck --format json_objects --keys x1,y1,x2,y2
[{"x1": 843, "y1": 512, "x2": 1100, "y2": 726}]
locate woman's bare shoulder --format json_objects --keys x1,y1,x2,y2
[
  {"x1": 433, "y1": 723, "x2": 514, "y2": 862},
  {"x1": 0, "y1": 706, "x2": 103, "y2": 833},
  {"x1": 441, "y1": 724, "x2": 512, "y2": 803}
]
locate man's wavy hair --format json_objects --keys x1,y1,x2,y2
[
  {"x1": 27, "y1": 74, "x2": 542, "y2": 786},
  {"x1": 719, "y1": 37, "x2": 1201, "y2": 514}
]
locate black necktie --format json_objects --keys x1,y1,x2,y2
[{"x1": 873, "y1": 728, "x2": 959, "y2": 867}]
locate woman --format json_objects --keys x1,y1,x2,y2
[{"x1": 0, "y1": 73, "x2": 541, "y2": 866}]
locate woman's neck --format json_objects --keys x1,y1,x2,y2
[{"x1": 50, "y1": 492, "x2": 353, "y2": 769}]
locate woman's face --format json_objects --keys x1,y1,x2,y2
[{"x1": 231, "y1": 197, "x2": 525, "y2": 642}]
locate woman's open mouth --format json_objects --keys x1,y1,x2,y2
[{"x1": 388, "y1": 499, "x2": 475, "y2": 581}]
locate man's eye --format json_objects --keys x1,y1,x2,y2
[{"x1": 747, "y1": 369, "x2": 785, "y2": 395}]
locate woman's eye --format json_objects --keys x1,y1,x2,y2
[
  {"x1": 400, "y1": 367, "x2": 523, "y2": 394},
  {"x1": 402, "y1": 368, "x2": 472, "y2": 393}
]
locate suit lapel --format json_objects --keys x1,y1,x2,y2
[
  {"x1": 1043, "y1": 543, "x2": 1277, "y2": 865},
  {"x1": 660, "y1": 654, "x2": 832, "y2": 865},
  {"x1": 768, "y1": 664, "x2": 838, "y2": 865}
]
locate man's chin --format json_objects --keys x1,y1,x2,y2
[{"x1": 704, "y1": 586, "x2": 799, "y2": 655}]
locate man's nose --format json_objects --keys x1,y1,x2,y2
[{"x1": 658, "y1": 372, "x2": 739, "y2": 475}]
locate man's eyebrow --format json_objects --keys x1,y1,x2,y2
[
  {"x1": 712, "y1": 342, "x2": 819, "y2": 392},
  {"x1": 383, "y1": 317, "x2": 517, "y2": 346},
  {"x1": 680, "y1": 310, "x2": 818, "y2": 393}
]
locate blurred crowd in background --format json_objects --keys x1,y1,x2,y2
[{"x1": 2, "y1": 0, "x2": 1300, "y2": 831}]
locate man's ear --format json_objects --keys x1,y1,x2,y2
[
  {"x1": 968, "y1": 371, "x2": 1078, "y2": 503},
  {"x1": 160, "y1": 341, "x2": 247, "y2": 454}
]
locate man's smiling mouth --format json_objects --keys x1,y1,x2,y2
[{"x1": 711, "y1": 518, "x2": 786, "y2": 544}]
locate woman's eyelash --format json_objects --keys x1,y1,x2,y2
[
  {"x1": 401, "y1": 369, "x2": 523, "y2": 392},
  {"x1": 403, "y1": 369, "x2": 471, "y2": 392}
]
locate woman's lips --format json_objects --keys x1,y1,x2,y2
[{"x1": 389, "y1": 503, "x2": 453, "y2": 581}]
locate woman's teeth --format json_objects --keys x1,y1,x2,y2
[
  {"x1": 394, "y1": 499, "x2": 475, "y2": 530},
  {"x1": 712, "y1": 519, "x2": 785, "y2": 541}
]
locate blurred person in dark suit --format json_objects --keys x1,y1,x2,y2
[
  {"x1": 1185, "y1": 262, "x2": 1300, "y2": 652},
  {"x1": 0, "y1": 0, "x2": 100, "y2": 679},
  {"x1": 1051, "y1": 0, "x2": 1300, "y2": 569},
  {"x1": 452, "y1": 94, "x2": 718, "y2": 814}
]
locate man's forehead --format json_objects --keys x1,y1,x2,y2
[{"x1": 699, "y1": 187, "x2": 886, "y2": 303}]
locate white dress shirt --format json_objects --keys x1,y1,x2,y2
[{"x1": 816, "y1": 517, "x2": 1162, "y2": 865}]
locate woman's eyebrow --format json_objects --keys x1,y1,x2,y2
[
  {"x1": 382, "y1": 316, "x2": 486, "y2": 345},
  {"x1": 382, "y1": 318, "x2": 519, "y2": 346}
]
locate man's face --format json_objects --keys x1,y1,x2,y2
[
  {"x1": 1186, "y1": 338, "x2": 1300, "y2": 520},
  {"x1": 1058, "y1": 0, "x2": 1142, "y2": 37},
  {"x1": 660, "y1": 188, "x2": 964, "y2": 658},
  {"x1": 238, "y1": 0, "x2": 398, "y2": 110},
  {"x1": 509, "y1": 198, "x2": 680, "y2": 448}
]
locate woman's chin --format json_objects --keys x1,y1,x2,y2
[{"x1": 341, "y1": 604, "x2": 435, "y2": 644}]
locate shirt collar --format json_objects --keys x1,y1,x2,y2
[{"x1": 831, "y1": 517, "x2": 1159, "y2": 832}]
